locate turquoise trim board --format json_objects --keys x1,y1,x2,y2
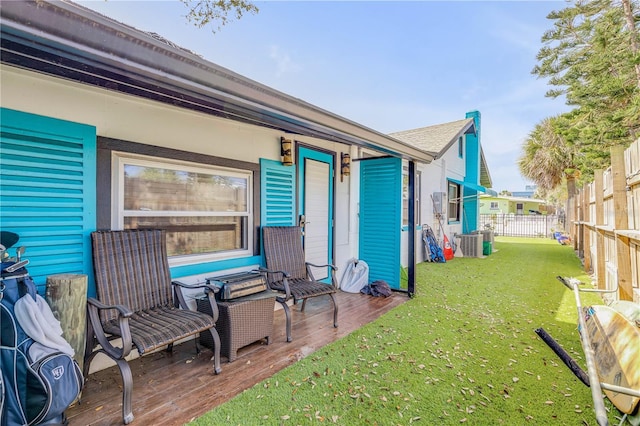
[
  {"x1": 359, "y1": 157, "x2": 402, "y2": 289},
  {"x1": 464, "y1": 110, "x2": 482, "y2": 234},
  {"x1": 297, "y1": 147, "x2": 334, "y2": 277},
  {"x1": 464, "y1": 110, "x2": 481, "y2": 186},
  {"x1": 448, "y1": 178, "x2": 495, "y2": 196},
  {"x1": 171, "y1": 255, "x2": 263, "y2": 279},
  {"x1": 0, "y1": 108, "x2": 97, "y2": 295},
  {"x1": 401, "y1": 225, "x2": 423, "y2": 232}
]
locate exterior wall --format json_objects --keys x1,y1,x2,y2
[
  {"x1": 400, "y1": 162, "x2": 430, "y2": 266},
  {"x1": 479, "y1": 196, "x2": 545, "y2": 215},
  {"x1": 400, "y1": 142, "x2": 466, "y2": 267},
  {"x1": 513, "y1": 200, "x2": 545, "y2": 214},
  {"x1": 479, "y1": 197, "x2": 510, "y2": 214},
  {"x1": 1, "y1": 66, "x2": 356, "y2": 290},
  {"x1": 438, "y1": 138, "x2": 466, "y2": 237},
  {"x1": 1, "y1": 67, "x2": 275, "y2": 164}
]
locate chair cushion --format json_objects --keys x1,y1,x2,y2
[
  {"x1": 269, "y1": 278, "x2": 336, "y2": 300},
  {"x1": 102, "y1": 305, "x2": 216, "y2": 354}
]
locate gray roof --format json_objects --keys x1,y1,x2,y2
[
  {"x1": 389, "y1": 118, "x2": 475, "y2": 158},
  {"x1": 389, "y1": 118, "x2": 493, "y2": 188}
]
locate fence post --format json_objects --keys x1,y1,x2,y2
[
  {"x1": 594, "y1": 169, "x2": 606, "y2": 290},
  {"x1": 566, "y1": 175, "x2": 577, "y2": 248},
  {"x1": 577, "y1": 187, "x2": 584, "y2": 258},
  {"x1": 611, "y1": 145, "x2": 633, "y2": 300},
  {"x1": 582, "y1": 182, "x2": 592, "y2": 272}
]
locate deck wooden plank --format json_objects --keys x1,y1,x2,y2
[{"x1": 66, "y1": 291, "x2": 406, "y2": 425}]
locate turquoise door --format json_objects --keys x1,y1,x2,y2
[
  {"x1": 297, "y1": 147, "x2": 334, "y2": 281},
  {"x1": 359, "y1": 156, "x2": 402, "y2": 289}
]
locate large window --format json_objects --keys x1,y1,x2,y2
[
  {"x1": 402, "y1": 167, "x2": 421, "y2": 227},
  {"x1": 113, "y1": 153, "x2": 253, "y2": 263},
  {"x1": 448, "y1": 181, "x2": 461, "y2": 223}
]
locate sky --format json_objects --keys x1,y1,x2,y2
[{"x1": 78, "y1": 0, "x2": 571, "y2": 192}]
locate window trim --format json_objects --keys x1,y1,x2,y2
[
  {"x1": 447, "y1": 180, "x2": 461, "y2": 223},
  {"x1": 402, "y1": 166, "x2": 422, "y2": 228},
  {"x1": 458, "y1": 136, "x2": 464, "y2": 158},
  {"x1": 112, "y1": 151, "x2": 254, "y2": 266}
]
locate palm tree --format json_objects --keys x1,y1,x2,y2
[{"x1": 518, "y1": 116, "x2": 576, "y2": 193}]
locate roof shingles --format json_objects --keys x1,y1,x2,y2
[{"x1": 389, "y1": 118, "x2": 474, "y2": 157}]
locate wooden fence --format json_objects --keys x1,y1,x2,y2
[{"x1": 569, "y1": 139, "x2": 640, "y2": 303}]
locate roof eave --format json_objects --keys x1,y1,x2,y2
[
  {"x1": 427, "y1": 119, "x2": 476, "y2": 159},
  {"x1": 480, "y1": 147, "x2": 493, "y2": 188},
  {"x1": 0, "y1": 0, "x2": 433, "y2": 163}
]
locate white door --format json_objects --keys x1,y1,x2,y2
[
  {"x1": 304, "y1": 159, "x2": 330, "y2": 279},
  {"x1": 298, "y1": 147, "x2": 334, "y2": 282}
]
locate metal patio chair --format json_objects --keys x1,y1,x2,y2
[
  {"x1": 85, "y1": 229, "x2": 221, "y2": 425},
  {"x1": 261, "y1": 226, "x2": 338, "y2": 342}
]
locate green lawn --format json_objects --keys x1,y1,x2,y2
[{"x1": 191, "y1": 237, "x2": 614, "y2": 425}]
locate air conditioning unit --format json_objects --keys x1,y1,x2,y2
[{"x1": 460, "y1": 234, "x2": 483, "y2": 258}]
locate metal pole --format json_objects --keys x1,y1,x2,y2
[
  {"x1": 407, "y1": 161, "x2": 416, "y2": 296},
  {"x1": 571, "y1": 283, "x2": 609, "y2": 426}
]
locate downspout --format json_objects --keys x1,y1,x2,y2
[{"x1": 408, "y1": 160, "x2": 416, "y2": 296}]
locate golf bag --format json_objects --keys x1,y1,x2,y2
[
  {"x1": 422, "y1": 225, "x2": 445, "y2": 263},
  {"x1": 1, "y1": 261, "x2": 83, "y2": 426}
]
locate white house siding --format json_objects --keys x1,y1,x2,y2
[
  {"x1": 400, "y1": 162, "x2": 429, "y2": 267},
  {"x1": 1, "y1": 65, "x2": 357, "y2": 282},
  {"x1": 400, "y1": 148, "x2": 465, "y2": 268},
  {"x1": 400, "y1": 141, "x2": 467, "y2": 268}
]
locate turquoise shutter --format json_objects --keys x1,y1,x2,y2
[
  {"x1": 260, "y1": 159, "x2": 296, "y2": 226},
  {"x1": 359, "y1": 157, "x2": 402, "y2": 289},
  {"x1": 0, "y1": 108, "x2": 96, "y2": 295}
]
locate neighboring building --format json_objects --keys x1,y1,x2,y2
[
  {"x1": 390, "y1": 112, "x2": 496, "y2": 265},
  {"x1": 511, "y1": 184, "x2": 537, "y2": 199},
  {"x1": 479, "y1": 195, "x2": 547, "y2": 215},
  {"x1": 0, "y1": 1, "x2": 435, "y2": 295}
]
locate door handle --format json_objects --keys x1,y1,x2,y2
[{"x1": 298, "y1": 214, "x2": 306, "y2": 236}]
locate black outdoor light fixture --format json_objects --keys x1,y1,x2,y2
[
  {"x1": 341, "y1": 152, "x2": 351, "y2": 181},
  {"x1": 280, "y1": 137, "x2": 293, "y2": 166}
]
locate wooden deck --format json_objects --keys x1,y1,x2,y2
[{"x1": 66, "y1": 291, "x2": 407, "y2": 425}]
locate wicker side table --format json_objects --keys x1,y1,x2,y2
[{"x1": 197, "y1": 291, "x2": 277, "y2": 362}]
